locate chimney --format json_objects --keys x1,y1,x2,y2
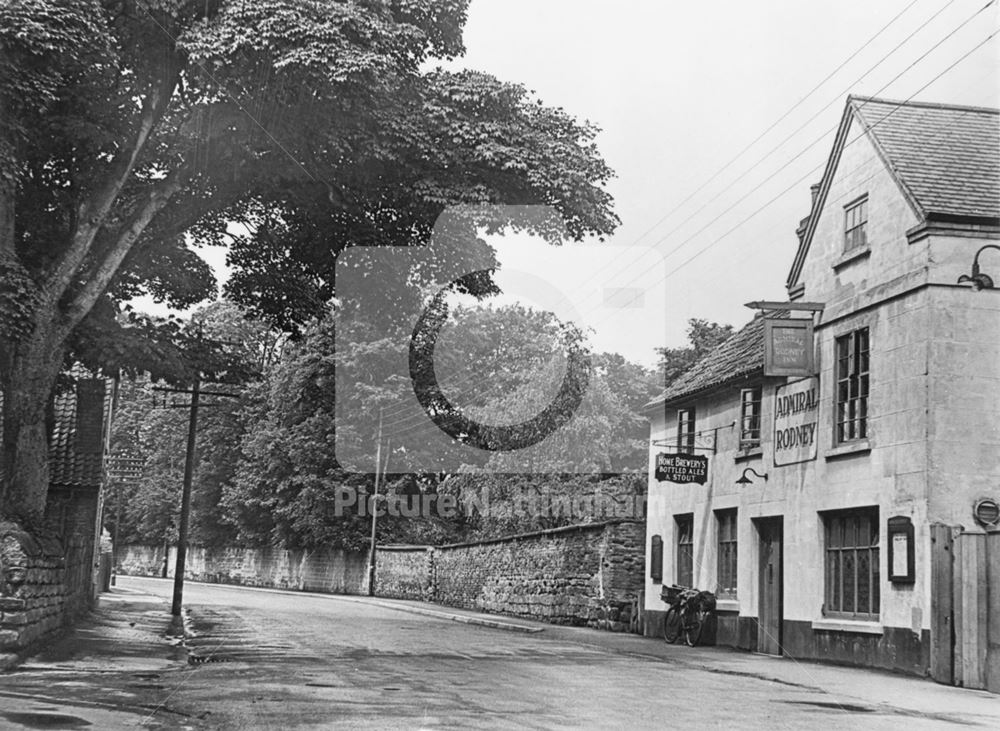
[
  {"x1": 797, "y1": 183, "x2": 822, "y2": 245},
  {"x1": 809, "y1": 183, "x2": 821, "y2": 208}
]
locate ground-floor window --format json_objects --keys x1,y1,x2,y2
[
  {"x1": 716, "y1": 509, "x2": 737, "y2": 598},
  {"x1": 823, "y1": 507, "x2": 879, "y2": 619},
  {"x1": 675, "y1": 514, "x2": 694, "y2": 587}
]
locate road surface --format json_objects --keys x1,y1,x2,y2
[{"x1": 2, "y1": 576, "x2": 998, "y2": 729}]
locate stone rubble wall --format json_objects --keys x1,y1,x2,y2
[
  {"x1": 0, "y1": 525, "x2": 66, "y2": 663},
  {"x1": 116, "y1": 544, "x2": 370, "y2": 595},
  {"x1": 374, "y1": 546, "x2": 435, "y2": 602},
  {"x1": 117, "y1": 520, "x2": 645, "y2": 632},
  {"x1": 0, "y1": 487, "x2": 102, "y2": 667},
  {"x1": 376, "y1": 520, "x2": 645, "y2": 631}
]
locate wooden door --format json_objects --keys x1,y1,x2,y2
[{"x1": 757, "y1": 517, "x2": 783, "y2": 655}]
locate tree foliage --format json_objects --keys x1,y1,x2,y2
[
  {"x1": 656, "y1": 319, "x2": 734, "y2": 387},
  {"x1": 223, "y1": 302, "x2": 658, "y2": 549},
  {"x1": 106, "y1": 301, "x2": 279, "y2": 545},
  {"x1": 0, "y1": 0, "x2": 617, "y2": 517}
]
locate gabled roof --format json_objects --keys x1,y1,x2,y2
[
  {"x1": 645, "y1": 316, "x2": 765, "y2": 410},
  {"x1": 854, "y1": 97, "x2": 999, "y2": 220},
  {"x1": 0, "y1": 373, "x2": 113, "y2": 489},
  {"x1": 788, "y1": 96, "x2": 1000, "y2": 290}
]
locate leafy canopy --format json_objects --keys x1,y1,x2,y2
[{"x1": 0, "y1": 0, "x2": 618, "y2": 516}]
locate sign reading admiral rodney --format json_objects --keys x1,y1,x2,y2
[
  {"x1": 773, "y1": 377, "x2": 819, "y2": 465},
  {"x1": 655, "y1": 453, "x2": 709, "y2": 484}
]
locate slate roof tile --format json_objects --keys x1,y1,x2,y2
[{"x1": 851, "y1": 97, "x2": 1000, "y2": 220}]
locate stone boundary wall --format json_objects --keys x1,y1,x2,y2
[
  {"x1": 375, "y1": 520, "x2": 645, "y2": 631},
  {"x1": 116, "y1": 544, "x2": 369, "y2": 595},
  {"x1": 0, "y1": 524, "x2": 80, "y2": 666},
  {"x1": 375, "y1": 546, "x2": 435, "y2": 601},
  {"x1": 117, "y1": 520, "x2": 645, "y2": 632},
  {"x1": 0, "y1": 488, "x2": 102, "y2": 667}
]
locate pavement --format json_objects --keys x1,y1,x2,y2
[
  {"x1": 0, "y1": 585, "x2": 192, "y2": 729},
  {"x1": 0, "y1": 576, "x2": 997, "y2": 729}
]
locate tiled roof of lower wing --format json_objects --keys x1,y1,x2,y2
[{"x1": 645, "y1": 315, "x2": 767, "y2": 409}]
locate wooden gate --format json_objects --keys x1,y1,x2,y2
[{"x1": 930, "y1": 524, "x2": 1000, "y2": 691}]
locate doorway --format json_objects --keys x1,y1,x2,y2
[{"x1": 755, "y1": 516, "x2": 783, "y2": 655}]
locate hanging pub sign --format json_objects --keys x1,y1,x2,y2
[
  {"x1": 773, "y1": 377, "x2": 820, "y2": 466},
  {"x1": 764, "y1": 318, "x2": 815, "y2": 377},
  {"x1": 655, "y1": 453, "x2": 708, "y2": 484}
]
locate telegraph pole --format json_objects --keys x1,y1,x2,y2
[
  {"x1": 367, "y1": 409, "x2": 385, "y2": 597},
  {"x1": 152, "y1": 321, "x2": 244, "y2": 616},
  {"x1": 171, "y1": 376, "x2": 200, "y2": 616},
  {"x1": 151, "y1": 378, "x2": 240, "y2": 615}
]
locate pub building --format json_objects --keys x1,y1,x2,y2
[{"x1": 643, "y1": 96, "x2": 1000, "y2": 690}]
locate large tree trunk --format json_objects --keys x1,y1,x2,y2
[{"x1": 0, "y1": 332, "x2": 64, "y2": 520}]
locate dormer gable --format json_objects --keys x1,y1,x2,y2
[{"x1": 787, "y1": 96, "x2": 1000, "y2": 296}]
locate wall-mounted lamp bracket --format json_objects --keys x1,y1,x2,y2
[{"x1": 735, "y1": 467, "x2": 768, "y2": 485}]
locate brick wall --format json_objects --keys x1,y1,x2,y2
[
  {"x1": 44, "y1": 486, "x2": 101, "y2": 617},
  {"x1": 375, "y1": 520, "x2": 645, "y2": 631},
  {"x1": 117, "y1": 544, "x2": 370, "y2": 595}
]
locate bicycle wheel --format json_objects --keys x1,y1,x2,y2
[
  {"x1": 684, "y1": 609, "x2": 707, "y2": 647},
  {"x1": 662, "y1": 606, "x2": 682, "y2": 644}
]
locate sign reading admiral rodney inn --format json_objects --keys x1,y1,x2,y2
[
  {"x1": 773, "y1": 377, "x2": 820, "y2": 465},
  {"x1": 764, "y1": 318, "x2": 815, "y2": 377},
  {"x1": 655, "y1": 453, "x2": 709, "y2": 484}
]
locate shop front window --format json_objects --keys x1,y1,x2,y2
[{"x1": 824, "y1": 507, "x2": 880, "y2": 619}]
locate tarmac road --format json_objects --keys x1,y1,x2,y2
[{"x1": 1, "y1": 576, "x2": 999, "y2": 729}]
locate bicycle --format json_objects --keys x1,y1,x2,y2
[{"x1": 660, "y1": 585, "x2": 716, "y2": 647}]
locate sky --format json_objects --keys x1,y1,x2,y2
[{"x1": 133, "y1": 0, "x2": 1000, "y2": 366}]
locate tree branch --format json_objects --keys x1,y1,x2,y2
[
  {"x1": 42, "y1": 67, "x2": 179, "y2": 306},
  {"x1": 76, "y1": 178, "x2": 239, "y2": 292},
  {"x1": 58, "y1": 167, "x2": 191, "y2": 338}
]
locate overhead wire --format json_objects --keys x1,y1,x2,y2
[
  {"x1": 133, "y1": 0, "x2": 998, "y2": 460},
  {"x1": 627, "y1": 0, "x2": 926, "y2": 249},
  {"x1": 566, "y1": 0, "x2": 993, "y2": 317},
  {"x1": 367, "y1": 10, "x2": 999, "y2": 440},
  {"x1": 372, "y1": 28, "x2": 999, "y2": 448}
]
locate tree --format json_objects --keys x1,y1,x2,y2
[
  {"x1": 224, "y1": 302, "x2": 659, "y2": 549},
  {"x1": 0, "y1": 1, "x2": 617, "y2": 518},
  {"x1": 220, "y1": 320, "x2": 372, "y2": 550},
  {"x1": 656, "y1": 319, "x2": 734, "y2": 387},
  {"x1": 106, "y1": 301, "x2": 278, "y2": 545}
]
